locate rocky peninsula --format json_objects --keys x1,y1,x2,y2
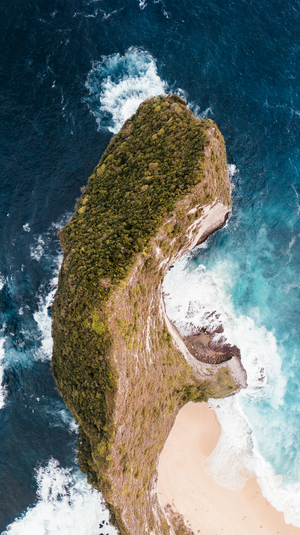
[{"x1": 51, "y1": 94, "x2": 245, "y2": 535}]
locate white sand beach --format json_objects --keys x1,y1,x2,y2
[{"x1": 157, "y1": 401, "x2": 300, "y2": 535}]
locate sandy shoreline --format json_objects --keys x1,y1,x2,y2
[{"x1": 157, "y1": 402, "x2": 300, "y2": 535}]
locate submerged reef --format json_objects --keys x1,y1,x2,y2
[{"x1": 52, "y1": 94, "x2": 245, "y2": 535}]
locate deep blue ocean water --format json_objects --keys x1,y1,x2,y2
[{"x1": 1, "y1": 0, "x2": 300, "y2": 531}]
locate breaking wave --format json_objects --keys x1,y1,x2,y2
[
  {"x1": 3, "y1": 459, "x2": 118, "y2": 535},
  {"x1": 163, "y1": 249, "x2": 300, "y2": 527},
  {"x1": 0, "y1": 337, "x2": 7, "y2": 409},
  {"x1": 33, "y1": 253, "x2": 62, "y2": 361},
  {"x1": 84, "y1": 47, "x2": 167, "y2": 133}
]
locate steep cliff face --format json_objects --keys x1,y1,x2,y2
[{"x1": 52, "y1": 95, "x2": 243, "y2": 535}]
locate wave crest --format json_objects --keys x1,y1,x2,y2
[
  {"x1": 4, "y1": 459, "x2": 117, "y2": 535},
  {"x1": 162, "y1": 252, "x2": 300, "y2": 527},
  {"x1": 84, "y1": 47, "x2": 167, "y2": 133}
]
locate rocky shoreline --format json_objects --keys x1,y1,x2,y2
[
  {"x1": 183, "y1": 327, "x2": 241, "y2": 364},
  {"x1": 162, "y1": 204, "x2": 247, "y2": 384}
]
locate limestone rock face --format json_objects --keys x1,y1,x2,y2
[{"x1": 52, "y1": 95, "x2": 242, "y2": 535}]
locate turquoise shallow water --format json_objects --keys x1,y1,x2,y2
[
  {"x1": 2, "y1": 0, "x2": 300, "y2": 530},
  {"x1": 163, "y1": 160, "x2": 300, "y2": 523}
]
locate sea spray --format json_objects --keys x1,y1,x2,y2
[
  {"x1": 30, "y1": 236, "x2": 45, "y2": 262},
  {"x1": 1, "y1": 213, "x2": 117, "y2": 533},
  {"x1": 3, "y1": 459, "x2": 118, "y2": 535},
  {"x1": 207, "y1": 395, "x2": 300, "y2": 527},
  {"x1": 1, "y1": 0, "x2": 300, "y2": 530},
  {"x1": 84, "y1": 48, "x2": 167, "y2": 133},
  {"x1": 33, "y1": 253, "x2": 62, "y2": 361},
  {"x1": 33, "y1": 213, "x2": 72, "y2": 361},
  {"x1": 0, "y1": 338, "x2": 7, "y2": 409},
  {"x1": 0, "y1": 208, "x2": 115, "y2": 532},
  {"x1": 162, "y1": 242, "x2": 300, "y2": 527},
  {"x1": 84, "y1": 48, "x2": 201, "y2": 135}
]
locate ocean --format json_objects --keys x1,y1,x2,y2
[{"x1": 1, "y1": 0, "x2": 300, "y2": 531}]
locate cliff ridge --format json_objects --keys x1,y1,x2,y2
[{"x1": 52, "y1": 95, "x2": 245, "y2": 535}]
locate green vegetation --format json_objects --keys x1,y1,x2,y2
[
  {"x1": 215, "y1": 367, "x2": 236, "y2": 394},
  {"x1": 52, "y1": 94, "x2": 233, "y2": 535}
]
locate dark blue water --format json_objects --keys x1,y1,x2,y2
[{"x1": 1, "y1": 0, "x2": 300, "y2": 531}]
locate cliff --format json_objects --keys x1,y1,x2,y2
[{"x1": 52, "y1": 94, "x2": 245, "y2": 535}]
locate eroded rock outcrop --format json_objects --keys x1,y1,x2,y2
[{"x1": 52, "y1": 94, "x2": 245, "y2": 535}]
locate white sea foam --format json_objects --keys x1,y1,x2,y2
[
  {"x1": 33, "y1": 254, "x2": 62, "y2": 361},
  {"x1": 84, "y1": 47, "x2": 218, "y2": 136},
  {"x1": 291, "y1": 184, "x2": 300, "y2": 216},
  {"x1": 43, "y1": 405, "x2": 79, "y2": 434},
  {"x1": 207, "y1": 395, "x2": 300, "y2": 527},
  {"x1": 162, "y1": 252, "x2": 300, "y2": 527},
  {"x1": 192, "y1": 106, "x2": 213, "y2": 120},
  {"x1": 30, "y1": 236, "x2": 45, "y2": 261},
  {"x1": 32, "y1": 213, "x2": 71, "y2": 360},
  {"x1": 51, "y1": 211, "x2": 73, "y2": 231},
  {"x1": 228, "y1": 163, "x2": 237, "y2": 178},
  {"x1": 58, "y1": 409, "x2": 78, "y2": 433},
  {"x1": 0, "y1": 338, "x2": 7, "y2": 409},
  {"x1": 163, "y1": 255, "x2": 285, "y2": 405},
  {"x1": 85, "y1": 48, "x2": 167, "y2": 133},
  {"x1": 3, "y1": 459, "x2": 118, "y2": 535},
  {"x1": 0, "y1": 274, "x2": 6, "y2": 291}
]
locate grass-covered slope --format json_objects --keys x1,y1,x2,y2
[{"x1": 52, "y1": 94, "x2": 235, "y2": 535}]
